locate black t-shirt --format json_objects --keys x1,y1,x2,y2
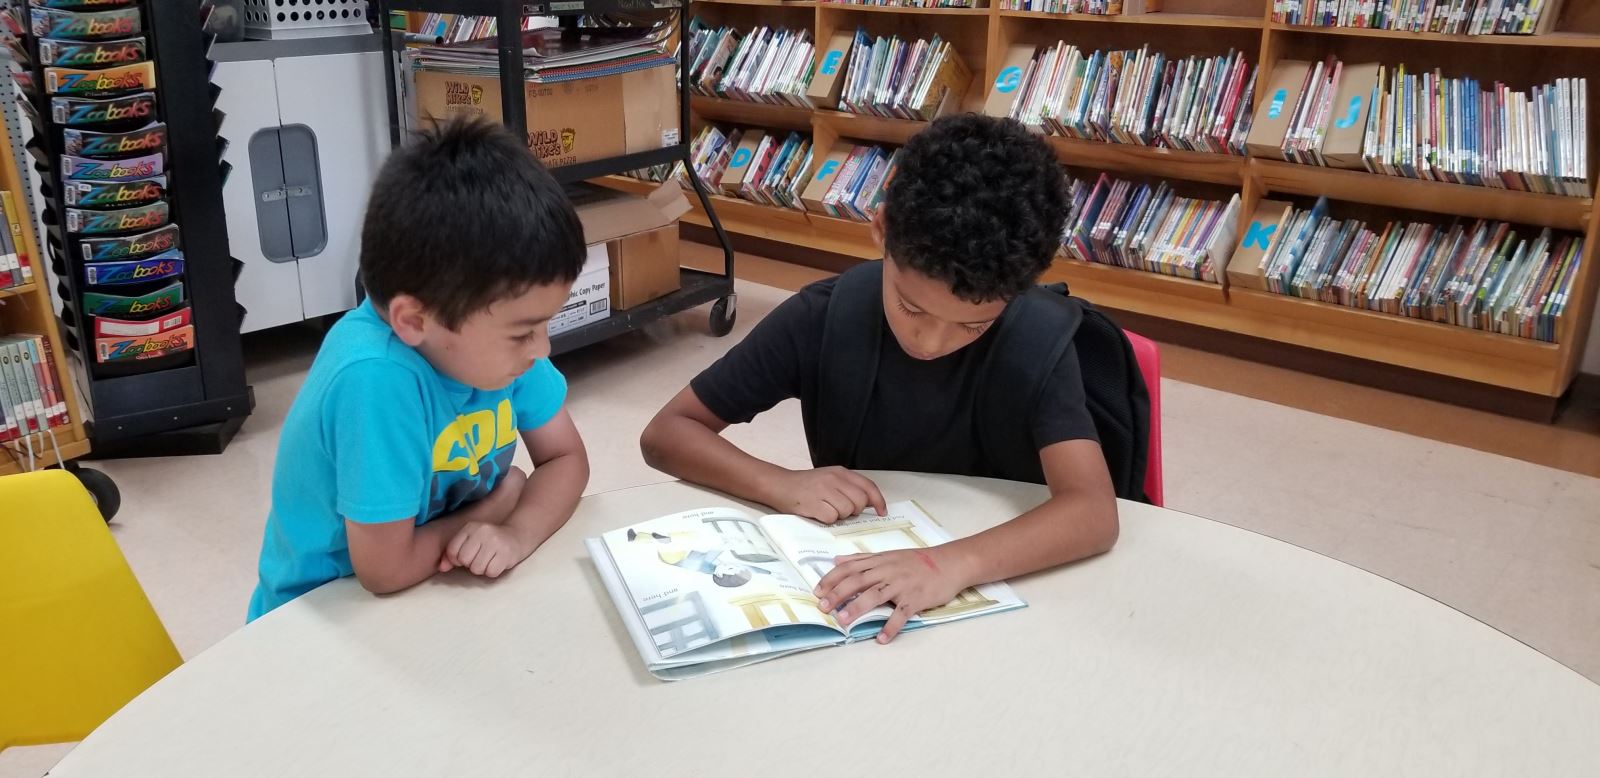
[{"x1": 690, "y1": 275, "x2": 1099, "y2": 483}]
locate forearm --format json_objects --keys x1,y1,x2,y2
[
  {"x1": 503, "y1": 451, "x2": 589, "y2": 554},
  {"x1": 641, "y1": 415, "x2": 791, "y2": 508},
  {"x1": 352, "y1": 512, "x2": 472, "y2": 594},
  {"x1": 940, "y1": 490, "x2": 1119, "y2": 587}
]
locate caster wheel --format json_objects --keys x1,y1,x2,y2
[
  {"x1": 72, "y1": 467, "x2": 121, "y2": 523},
  {"x1": 710, "y1": 295, "x2": 737, "y2": 337}
]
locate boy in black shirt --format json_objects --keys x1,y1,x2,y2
[{"x1": 640, "y1": 115, "x2": 1118, "y2": 643}]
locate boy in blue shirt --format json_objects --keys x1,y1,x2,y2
[{"x1": 248, "y1": 120, "x2": 590, "y2": 620}]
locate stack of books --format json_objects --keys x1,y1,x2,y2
[
  {"x1": 1000, "y1": 0, "x2": 1154, "y2": 11},
  {"x1": 1252, "y1": 58, "x2": 1589, "y2": 195},
  {"x1": 995, "y1": 43, "x2": 1256, "y2": 155},
  {"x1": 1272, "y1": 0, "x2": 1568, "y2": 35},
  {"x1": 721, "y1": 130, "x2": 814, "y2": 210},
  {"x1": 838, "y1": 31, "x2": 972, "y2": 121},
  {"x1": 0, "y1": 189, "x2": 34, "y2": 293},
  {"x1": 806, "y1": 143, "x2": 900, "y2": 221},
  {"x1": 1365, "y1": 67, "x2": 1587, "y2": 195},
  {"x1": 0, "y1": 334, "x2": 71, "y2": 442},
  {"x1": 413, "y1": 22, "x2": 674, "y2": 83},
  {"x1": 688, "y1": 21, "x2": 817, "y2": 106},
  {"x1": 1256, "y1": 198, "x2": 1582, "y2": 341},
  {"x1": 1063, "y1": 173, "x2": 1241, "y2": 281},
  {"x1": 680, "y1": 125, "x2": 743, "y2": 191}
]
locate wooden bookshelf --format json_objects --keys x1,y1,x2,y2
[
  {"x1": 0, "y1": 132, "x2": 92, "y2": 475},
  {"x1": 668, "y1": 0, "x2": 1600, "y2": 404}
]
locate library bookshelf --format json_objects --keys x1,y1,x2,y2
[
  {"x1": 604, "y1": 0, "x2": 1600, "y2": 408},
  {"x1": 0, "y1": 132, "x2": 91, "y2": 475}
]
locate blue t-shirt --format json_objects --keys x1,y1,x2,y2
[{"x1": 247, "y1": 301, "x2": 567, "y2": 620}]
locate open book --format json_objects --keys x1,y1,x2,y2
[{"x1": 587, "y1": 501, "x2": 1025, "y2": 680}]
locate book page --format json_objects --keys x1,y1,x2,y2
[
  {"x1": 760, "y1": 501, "x2": 1026, "y2": 633},
  {"x1": 596, "y1": 507, "x2": 843, "y2": 662}
]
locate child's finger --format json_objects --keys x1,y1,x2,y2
[
  {"x1": 458, "y1": 535, "x2": 484, "y2": 570},
  {"x1": 446, "y1": 526, "x2": 471, "y2": 566},
  {"x1": 438, "y1": 556, "x2": 455, "y2": 573},
  {"x1": 836, "y1": 583, "x2": 892, "y2": 623},
  {"x1": 846, "y1": 471, "x2": 888, "y2": 516},
  {"x1": 877, "y1": 603, "x2": 915, "y2": 644},
  {"x1": 486, "y1": 553, "x2": 507, "y2": 579}
]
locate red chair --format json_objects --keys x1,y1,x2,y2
[{"x1": 1123, "y1": 330, "x2": 1163, "y2": 506}]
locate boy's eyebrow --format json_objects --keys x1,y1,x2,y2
[
  {"x1": 896, "y1": 285, "x2": 999, "y2": 326},
  {"x1": 510, "y1": 316, "x2": 552, "y2": 327}
]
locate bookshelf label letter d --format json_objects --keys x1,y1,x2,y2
[
  {"x1": 995, "y1": 66, "x2": 1022, "y2": 94},
  {"x1": 1242, "y1": 220, "x2": 1276, "y2": 250},
  {"x1": 821, "y1": 51, "x2": 843, "y2": 76}
]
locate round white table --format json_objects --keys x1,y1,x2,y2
[{"x1": 49, "y1": 473, "x2": 1600, "y2": 776}]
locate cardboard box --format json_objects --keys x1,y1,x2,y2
[
  {"x1": 1246, "y1": 60, "x2": 1311, "y2": 160},
  {"x1": 413, "y1": 63, "x2": 677, "y2": 170},
  {"x1": 983, "y1": 44, "x2": 1036, "y2": 119},
  {"x1": 801, "y1": 144, "x2": 854, "y2": 214},
  {"x1": 551, "y1": 244, "x2": 610, "y2": 336},
  {"x1": 1226, "y1": 198, "x2": 1293, "y2": 291},
  {"x1": 1322, "y1": 63, "x2": 1381, "y2": 170},
  {"x1": 608, "y1": 225, "x2": 680, "y2": 310},
  {"x1": 720, "y1": 130, "x2": 766, "y2": 196},
  {"x1": 806, "y1": 32, "x2": 857, "y2": 110},
  {"x1": 570, "y1": 181, "x2": 690, "y2": 311}
]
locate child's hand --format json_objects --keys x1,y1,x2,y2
[
  {"x1": 439, "y1": 522, "x2": 531, "y2": 578},
  {"x1": 814, "y1": 546, "x2": 969, "y2": 643},
  {"x1": 767, "y1": 467, "x2": 887, "y2": 524}
]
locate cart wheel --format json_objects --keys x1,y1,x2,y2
[
  {"x1": 710, "y1": 295, "x2": 737, "y2": 337},
  {"x1": 72, "y1": 467, "x2": 121, "y2": 523}
]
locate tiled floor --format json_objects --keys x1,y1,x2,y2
[{"x1": 4, "y1": 250, "x2": 1598, "y2": 777}]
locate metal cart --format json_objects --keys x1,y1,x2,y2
[{"x1": 372, "y1": 0, "x2": 740, "y2": 353}]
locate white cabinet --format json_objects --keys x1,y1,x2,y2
[{"x1": 215, "y1": 40, "x2": 389, "y2": 333}]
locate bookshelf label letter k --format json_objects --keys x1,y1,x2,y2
[{"x1": 1243, "y1": 220, "x2": 1275, "y2": 250}]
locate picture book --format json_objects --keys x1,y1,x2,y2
[{"x1": 587, "y1": 501, "x2": 1025, "y2": 680}]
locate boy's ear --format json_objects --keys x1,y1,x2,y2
[
  {"x1": 869, "y1": 209, "x2": 887, "y2": 253},
  {"x1": 386, "y1": 294, "x2": 430, "y2": 347}
]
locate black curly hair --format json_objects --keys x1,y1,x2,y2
[{"x1": 882, "y1": 114, "x2": 1067, "y2": 303}]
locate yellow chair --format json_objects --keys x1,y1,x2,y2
[{"x1": 0, "y1": 469, "x2": 181, "y2": 750}]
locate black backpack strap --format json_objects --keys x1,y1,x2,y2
[
  {"x1": 813, "y1": 262, "x2": 885, "y2": 468},
  {"x1": 975, "y1": 288, "x2": 1084, "y2": 484}
]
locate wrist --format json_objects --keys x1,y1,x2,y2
[
  {"x1": 932, "y1": 540, "x2": 984, "y2": 589},
  {"x1": 752, "y1": 466, "x2": 795, "y2": 512}
]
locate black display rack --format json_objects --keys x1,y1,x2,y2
[
  {"x1": 373, "y1": 0, "x2": 739, "y2": 352},
  {"x1": 22, "y1": 0, "x2": 254, "y2": 455}
]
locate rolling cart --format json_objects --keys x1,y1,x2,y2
[{"x1": 372, "y1": 0, "x2": 740, "y2": 352}]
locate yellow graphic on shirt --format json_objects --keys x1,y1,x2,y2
[{"x1": 431, "y1": 398, "x2": 517, "y2": 475}]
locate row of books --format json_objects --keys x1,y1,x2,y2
[
  {"x1": 809, "y1": 143, "x2": 900, "y2": 221},
  {"x1": 0, "y1": 334, "x2": 70, "y2": 442},
  {"x1": 1253, "y1": 198, "x2": 1580, "y2": 341},
  {"x1": 1063, "y1": 173, "x2": 1240, "y2": 281},
  {"x1": 717, "y1": 129, "x2": 815, "y2": 210},
  {"x1": 1249, "y1": 59, "x2": 1589, "y2": 196},
  {"x1": 821, "y1": 0, "x2": 981, "y2": 8},
  {"x1": 838, "y1": 31, "x2": 972, "y2": 121},
  {"x1": 989, "y1": 42, "x2": 1256, "y2": 155},
  {"x1": 1271, "y1": 0, "x2": 1567, "y2": 35},
  {"x1": 688, "y1": 21, "x2": 816, "y2": 107},
  {"x1": 0, "y1": 190, "x2": 33, "y2": 291},
  {"x1": 999, "y1": 0, "x2": 1157, "y2": 11}
]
